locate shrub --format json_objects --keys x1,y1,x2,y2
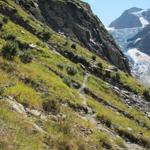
[
  {"x1": 12, "y1": 8, "x2": 18, "y2": 14},
  {"x1": 43, "y1": 99, "x2": 60, "y2": 114},
  {"x1": 17, "y1": 41, "x2": 29, "y2": 49},
  {"x1": 66, "y1": 66, "x2": 77, "y2": 76},
  {"x1": 143, "y1": 90, "x2": 150, "y2": 102},
  {"x1": 5, "y1": 34, "x2": 17, "y2": 41},
  {"x1": 71, "y1": 43, "x2": 76, "y2": 49},
  {"x1": 3, "y1": 17, "x2": 8, "y2": 24},
  {"x1": 63, "y1": 40, "x2": 69, "y2": 46},
  {"x1": 63, "y1": 77, "x2": 72, "y2": 87},
  {"x1": 57, "y1": 63, "x2": 64, "y2": 70},
  {"x1": 97, "y1": 62, "x2": 103, "y2": 69},
  {"x1": 92, "y1": 55, "x2": 96, "y2": 61},
  {"x1": 97, "y1": 115, "x2": 112, "y2": 128},
  {"x1": 1, "y1": 41, "x2": 19, "y2": 60},
  {"x1": 20, "y1": 52, "x2": 33, "y2": 63},
  {"x1": 105, "y1": 70, "x2": 111, "y2": 78},
  {"x1": 112, "y1": 73, "x2": 120, "y2": 83},
  {"x1": 0, "y1": 22, "x2": 3, "y2": 29},
  {"x1": 38, "y1": 29, "x2": 52, "y2": 41}
]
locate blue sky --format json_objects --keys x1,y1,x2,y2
[{"x1": 83, "y1": 0, "x2": 150, "y2": 26}]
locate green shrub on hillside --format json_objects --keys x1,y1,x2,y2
[
  {"x1": 1, "y1": 40, "x2": 19, "y2": 60},
  {"x1": 5, "y1": 34, "x2": 17, "y2": 41},
  {"x1": 38, "y1": 29, "x2": 52, "y2": 41},
  {"x1": 0, "y1": 22, "x2": 3, "y2": 29},
  {"x1": 20, "y1": 51, "x2": 33, "y2": 63},
  {"x1": 43, "y1": 99, "x2": 60, "y2": 114},
  {"x1": 112, "y1": 73, "x2": 120, "y2": 83},
  {"x1": 63, "y1": 76, "x2": 72, "y2": 87},
  {"x1": 143, "y1": 90, "x2": 150, "y2": 102},
  {"x1": 66, "y1": 66, "x2": 77, "y2": 76},
  {"x1": 92, "y1": 55, "x2": 96, "y2": 61},
  {"x1": 2, "y1": 17, "x2": 8, "y2": 24}
]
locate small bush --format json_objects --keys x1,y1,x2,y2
[
  {"x1": 18, "y1": 41, "x2": 29, "y2": 50},
  {"x1": 20, "y1": 52, "x2": 33, "y2": 63},
  {"x1": 12, "y1": 8, "x2": 18, "y2": 14},
  {"x1": 43, "y1": 99, "x2": 60, "y2": 114},
  {"x1": 92, "y1": 55, "x2": 96, "y2": 61},
  {"x1": 1, "y1": 41, "x2": 19, "y2": 60},
  {"x1": 0, "y1": 22, "x2": 3, "y2": 29},
  {"x1": 97, "y1": 62, "x2": 103, "y2": 69},
  {"x1": 63, "y1": 40, "x2": 69, "y2": 46},
  {"x1": 71, "y1": 43, "x2": 76, "y2": 49},
  {"x1": 143, "y1": 90, "x2": 150, "y2": 102},
  {"x1": 112, "y1": 73, "x2": 120, "y2": 83},
  {"x1": 63, "y1": 77, "x2": 72, "y2": 87},
  {"x1": 105, "y1": 70, "x2": 111, "y2": 78},
  {"x1": 5, "y1": 34, "x2": 17, "y2": 41},
  {"x1": 38, "y1": 29, "x2": 52, "y2": 41},
  {"x1": 97, "y1": 115, "x2": 112, "y2": 128},
  {"x1": 57, "y1": 63, "x2": 64, "y2": 70},
  {"x1": 66, "y1": 66, "x2": 77, "y2": 76},
  {"x1": 3, "y1": 17, "x2": 8, "y2": 24}
]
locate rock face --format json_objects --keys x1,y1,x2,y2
[{"x1": 15, "y1": 0, "x2": 130, "y2": 73}]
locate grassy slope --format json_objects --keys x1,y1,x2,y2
[{"x1": 0, "y1": 0, "x2": 150, "y2": 149}]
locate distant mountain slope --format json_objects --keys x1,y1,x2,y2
[
  {"x1": 0, "y1": 1, "x2": 150, "y2": 149},
  {"x1": 128, "y1": 24, "x2": 150, "y2": 55},
  {"x1": 110, "y1": 7, "x2": 150, "y2": 29},
  {"x1": 108, "y1": 7, "x2": 150, "y2": 87}
]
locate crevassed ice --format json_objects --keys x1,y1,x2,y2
[{"x1": 139, "y1": 17, "x2": 149, "y2": 28}]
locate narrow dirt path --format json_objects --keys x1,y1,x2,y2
[
  {"x1": 77, "y1": 69, "x2": 145, "y2": 150},
  {"x1": 78, "y1": 72, "x2": 90, "y2": 106}
]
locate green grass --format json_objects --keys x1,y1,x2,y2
[
  {"x1": 4, "y1": 82, "x2": 42, "y2": 109},
  {"x1": 87, "y1": 97, "x2": 150, "y2": 145},
  {"x1": 87, "y1": 75, "x2": 150, "y2": 129},
  {"x1": 0, "y1": 101, "x2": 45, "y2": 150}
]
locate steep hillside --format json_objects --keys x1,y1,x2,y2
[
  {"x1": 0, "y1": 0, "x2": 150, "y2": 150},
  {"x1": 15, "y1": 0, "x2": 130, "y2": 73}
]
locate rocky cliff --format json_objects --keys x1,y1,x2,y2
[{"x1": 15, "y1": 0, "x2": 130, "y2": 73}]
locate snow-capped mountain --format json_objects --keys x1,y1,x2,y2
[
  {"x1": 107, "y1": 27, "x2": 141, "y2": 51},
  {"x1": 128, "y1": 25, "x2": 150, "y2": 55},
  {"x1": 109, "y1": 7, "x2": 150, "y2": 29},
  {"x1": 108, "y1": 7, "x2": 150, "y2": 87},
  {"x1": 127, "y1": 48, "x2": 150, "y2": 87}
]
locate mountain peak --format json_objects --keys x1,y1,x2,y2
[
  {"x1": 109, "y1": 7, "x2": 150, "y2": 29},
  {"x1": 125, "y1": 7, "x2": 142, "y2": 14}
]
